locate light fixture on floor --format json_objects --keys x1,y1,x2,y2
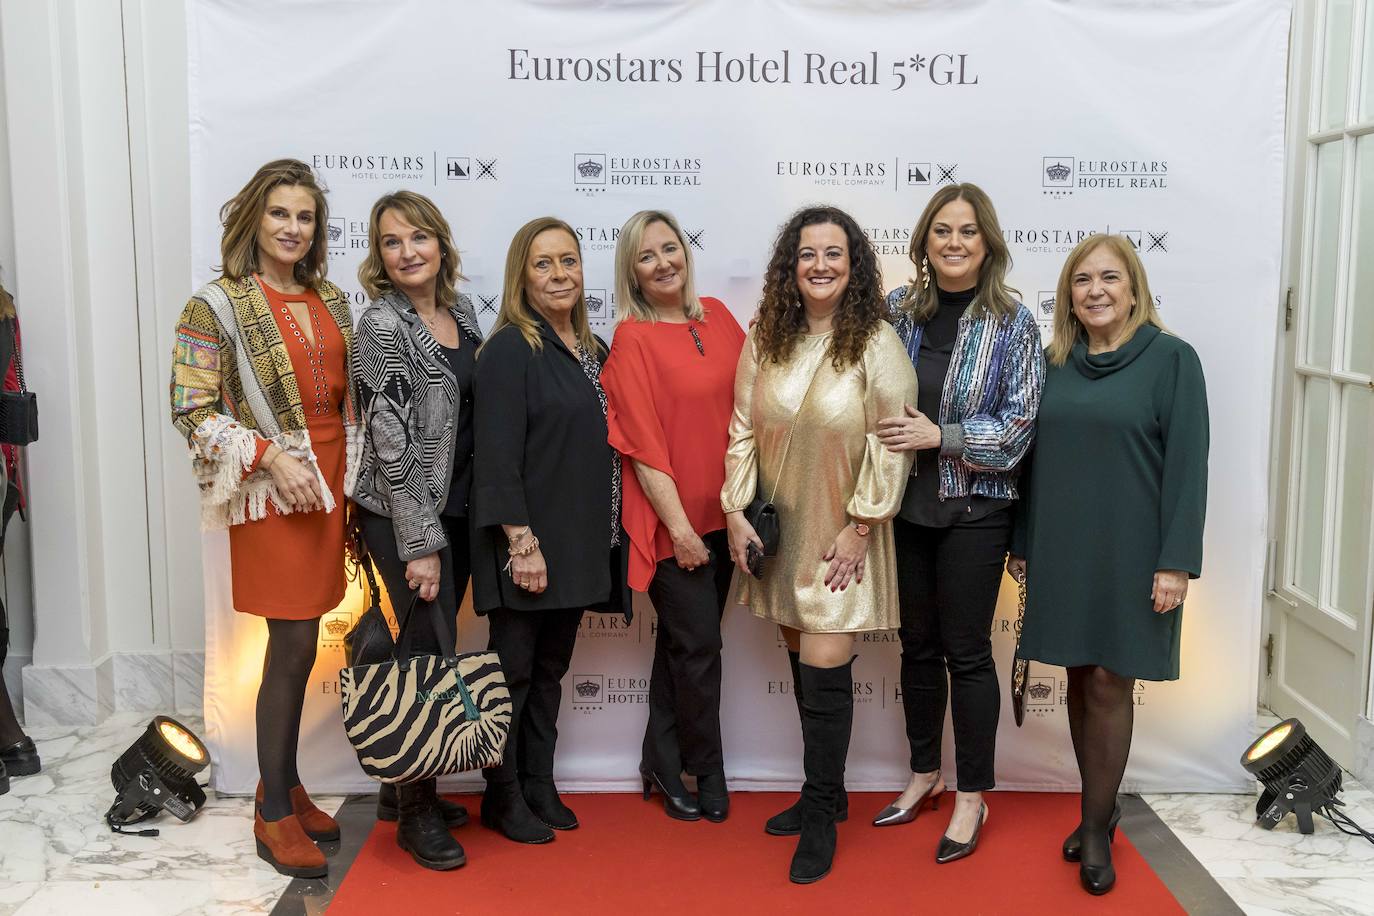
[
  {"x1": 105, "y1": 716, "x2": 209, "y2": 837},
  {"x1": 1241, "y1": 717, "x2": 1372, "y2": 843}
]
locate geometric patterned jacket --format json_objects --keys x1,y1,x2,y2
[
  {"x1": 170, "y1": 274, "x2": 362, "y2": 529},
  {"x1": 886, "y1": 285, "x2": 1045, "y2": 502},
  {"x1": 348, "y1": 290, "x2": 483, "y2": 561}
]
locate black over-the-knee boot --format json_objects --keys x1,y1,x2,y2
[
  {"x1": 789, "y1": 659, "x2": 854, "y2": 884},
  {"x1": 766, "y1": 651, "x2": 849, "y2": 836}
]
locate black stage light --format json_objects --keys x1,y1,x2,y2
[
  {"x1": 1241, "y1": 717, "x2": 1372, "y2": 843},
  {"x1": 105, "y1": 715, "x2": 209, "y2": 837}
]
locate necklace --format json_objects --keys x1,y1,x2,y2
[{"x1": 417, "y1": 308, "x2": 444, "y2": 333}]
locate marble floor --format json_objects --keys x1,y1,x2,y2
[{"x1": 1, "y1": 713, "x2": 1372, "y2": 914}]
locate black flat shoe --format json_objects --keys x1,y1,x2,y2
[
  {"x1": 1063, "y1": 801, "x2": 1122, "y2": 862},
  {"x1": 696, "y1": 771, "x2": 729, "y2": 823},
  {"x1": 935, "y1": 804, "x2": 988, "y2": 864},
  {"x1": 523, "y1": 776, "x2": 579, "y2": 830},
  {"x1": 0, "y1": 737, "x2": 39, "y2": 777},
  {"x1": 640, "y1": 766, "x2": 701, "y2": 821},
  {"x1": 377, "y1": 781, "x2": 469, "y2": 828}
]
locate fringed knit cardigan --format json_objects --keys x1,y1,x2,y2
[{"x1": 170, "y1": 275, "x2": 362, "y2": 529}]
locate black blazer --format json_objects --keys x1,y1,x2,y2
[{"x1": 471, "y1": 318, "x2": 629, "y2": 617}]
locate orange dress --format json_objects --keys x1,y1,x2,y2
[{"x1": 228, "y1": 284, "x2": 347, "y2": 619}]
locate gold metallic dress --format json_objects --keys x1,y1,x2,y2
[{"x1": 722, "y1": 324, "x2": 916, "y2": 633}]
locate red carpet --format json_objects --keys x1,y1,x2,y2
[{"x1": 328, "y1": 792, "x2": 1185, "y2": 915}]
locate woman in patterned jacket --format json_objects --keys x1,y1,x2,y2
[
  {"x1": 169, "y1": 159, "x2": 360, "y2": 879},
  {"x1": 350, "y1": 191, "x2": 482, "y2": 871},
  {"x1": 873, "y1": 183, "x2": 1044, "y2": 863}
]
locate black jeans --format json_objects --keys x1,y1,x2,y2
[
  {"x1": 641, "y1": 529, "x2": 732, "y2": 776},
  {"x1": 895, "y1": 509, "x2": 1011, "y2": 792},
  {"x1": 357, "y1": 506, "x2": 471, "y2": 657},
  {"x1": 483, "y1": 606, "x2": 584, "y2": 785}
]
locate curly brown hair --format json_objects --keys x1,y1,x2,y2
[{"x1": 754, "y1": 206, "x2": 885, "y2": 369}]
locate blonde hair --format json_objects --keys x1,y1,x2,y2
[
  {"x1": 218, "y1": 159, "x2": 329, "y2": 287},
  {"x1": 898, "y1": 182, "x2": 1019, "y2": 325},
  {"x1": 357, "y1": 191, "x2": 465, "y2": 308},
  {"x1": 489, "y1": 217, "x2": 597, "y2": 354},
  {"x1": 613, "y1": 210, "x2": 702, "y2": 322},
  {"x1": 1047, "y1": 234, "x2": 1167, "y2": 366}
]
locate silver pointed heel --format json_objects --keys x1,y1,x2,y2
[{"x1": 872, "y1": 778, "x2": 946, "y2": 827}]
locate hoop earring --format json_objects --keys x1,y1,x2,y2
[{"x1": 920, "y1": 255, "x2": 931, "y2": 291}]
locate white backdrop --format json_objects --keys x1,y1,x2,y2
[{"x1": 189, "y1": 0, "x2": 1289, "y2": 795}]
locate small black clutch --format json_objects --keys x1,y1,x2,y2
[
  {"x1": 744, "y1": 493, "x2": 780, "y2": 557},
  {"x1": 0, "y1": 390, "x2": 37, "y2": 446}
]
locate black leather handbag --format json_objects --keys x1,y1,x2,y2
[
  {"x1": 344, "y1": 554, "x2": 398, "y2": 668},
  {"x1": 0, "y1": 319, "x2": 37, "y2": 447}
]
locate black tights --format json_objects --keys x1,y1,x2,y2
[
  {"x1": 1067, "y1": 665, "x2": 1135, "y2": 865},
  {"x1": 256, "y1": 617, "x2": 320, "y2": 821}
]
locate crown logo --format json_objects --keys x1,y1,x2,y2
[
  {"x1": 1045, "y1": 162, "x2": 1071, "y2": 182},
  {"x1": 1027, "y1": 682, "x2": 1053, "y2": 700},
  {"x1": 324, "y1": 618, "x2": 349, "y2": 636},
  {"x1": 577, "y1": 159, "x2": 604, "y2": 177},
  {"x1": 327, "y1": 223, "x2": 344, "y2": 242},
  {"x1": 585, "y1": 295, "x2": 604, "y2": 312},
  {"x1": 575, "y1": 679, "x2": 600, "y2": 698}
]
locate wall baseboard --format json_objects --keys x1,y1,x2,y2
[{"x1": 21, "y1": 651, "x2": 204, "y2": 725}]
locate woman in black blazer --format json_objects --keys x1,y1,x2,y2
[
  {"x1": 472, "y1": 216, "x2": 626, "y2": 844},
  {"x1": 350, "y1": 191, "x2": 482, "y2": 870}
]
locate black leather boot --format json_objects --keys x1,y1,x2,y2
[
  {"x1": 481, "y1": 776, "x2": 554, "y2": 844},
  {"x1": 396, "y1": 779, "x2": 466, "y2": 870},
  {"x1": 0, "y1": 758, "x2": 8, "y2": 796},
  {"x1": 377, "y1": 781, "x2": 469, "y2": 828},
  {"x1": 696, "y1": 771, "x2": 729, "y2": 822},
  {"x1": 641, "y1": 765, "x2": 701, "y2": 821},
  {"x1": 766, "y1": 652, "x2": 848, "y2": 836},
  {"x1": 523, "y1": 775, "x2": 578, "y2": 830},
  {"x1": 789, "y1": 659, "x2": 854, "y2": 885},
  {"x1": 0, "y1": 736, "x2": 39, "y2": 777}
]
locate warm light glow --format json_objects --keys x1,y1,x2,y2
[
  {"x1": 1247, "y1": 723, "x2": 1293, "y2": 762},
  {"x1": 159, "y1": 721, "x2": 208, "y2": 763}
]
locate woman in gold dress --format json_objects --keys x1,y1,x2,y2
[{"x1": 722, "y1": 205, "x2": 916, "y2": 884}]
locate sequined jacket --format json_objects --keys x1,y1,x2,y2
[{"x1": 887, "y1": 286, "x2": 1045, "y2": 501}]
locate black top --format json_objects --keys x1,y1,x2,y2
[
  {"x1": 437, "y1": 341, "x2": 475, "y2": 517},
  {"x1": 899, "y1": 285, "x2": 1012, "y2": 528},
  {"x1": 470, "y1": 318, "x2": 629, "y2": 617}
]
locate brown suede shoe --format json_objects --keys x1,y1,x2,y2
[
  {"x1": 255, "y1": 781, "x2": 341, "y2": 842},
  {"x1": 254, "y1": 811, "x2": 327, "y2": 878}
]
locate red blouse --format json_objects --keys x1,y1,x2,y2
[{"x1": 601, "y1": 299, "x2": 746, "y2": 591}]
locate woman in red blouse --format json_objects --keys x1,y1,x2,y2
[{"x1": 601, "y1": 210, "x2": 745, "y2": 822}]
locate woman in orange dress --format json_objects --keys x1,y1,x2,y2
[{"x1": 170, "y1": 159, "x2": 361, "y2": 879}]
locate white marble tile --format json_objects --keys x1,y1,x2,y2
[
  {"x1": 0, "y1": 882, "x2": 40, "y2": 916},
  {"x1": 13, "y1": 878, "x2": 286, "y2": 916},
  {"x1": 20, "y1": 666, "x2": 101, "y2": 726},
  {"x1": 1352, "y1": 716, "x2": 1374, "y2": 792},
  {"x1": 111, "y1": 653, "x2": 175, "y2": 713},
  {"x1": 172, "y1": 652, "x2": 205, "y2": 716},
  {"x1": 1217, "y1": 877, "x2": 1374, "y2": 916}
]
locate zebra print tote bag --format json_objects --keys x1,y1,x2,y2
[{"x1": 339, "y1": 595, "x2": 512, "y2": 783}]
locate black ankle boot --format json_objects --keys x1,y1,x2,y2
[
  {"x1": 378, "y1": 781, "x2": 469, "y2": 828},
  {"x1": 765, "y1": 651, "x2": 851, "y2": 837},
  {"x1": 0, "y1": 737, "x2": 39, "y2": 777},
  {"x1": 523, "y1": 775, "x2": 578, "y2": 829},
  {"x1": 481, "y1": 777, "x2": 554, "y2": 844},
  {"x1": 789, "y1": 659, "x2": 854, "y2": 885},
  {"x1": 696, "y1": 771, "x2": 729, "y2": 823},
  {"x1": 396, "y1": 779, "x2": 466, "y2": 871}
]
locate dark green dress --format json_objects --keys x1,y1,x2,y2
[{"x1": 1012, "y1": 325, "x2": 1208, "y2": 681}]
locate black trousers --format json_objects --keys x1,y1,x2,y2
[
  {"x1": 895, "y1": 509, "x2": 1011, "y2": 792},
  {"x1": 357, "y1": 506, "x2": 471, "y2": 658},
  {"x1": 483, "y1": 606, "x2": 584, "y2": 785},
  {"x1": 641, "y1": 529, "x2": 732, "y2": 776}
]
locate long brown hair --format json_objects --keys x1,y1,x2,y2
[
  {"x1": 898, "y1": 182, "x2": 1019, "y2": 324},
  {"x1": 754, "y1": 206, "x2": 885, "y2": 370},
  {"x1": 1047, "y1": 234, "x2": 1168, "y2": 366},
  {"x1": 218, "y1": 158, "x2": 329, "y2": 287},
  {"x1": 489, "y1": 217, "x2": 597, "y2": 354},
  {"x1": 357, "y1": 191, "x2": 465, "y2": 307}
]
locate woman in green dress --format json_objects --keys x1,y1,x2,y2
[{"x1": 1007, "y1": 234, "x2": 1208, "y2": 896}]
